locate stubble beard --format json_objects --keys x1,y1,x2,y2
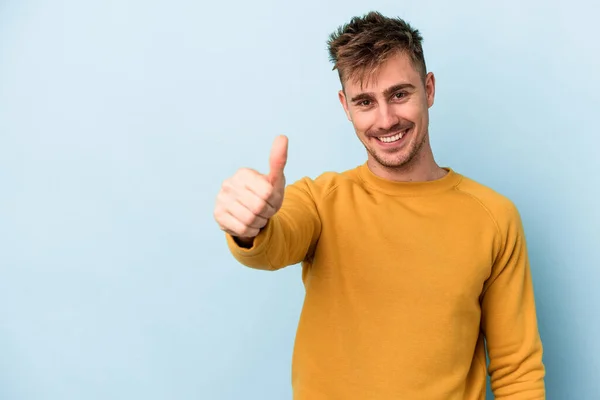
[{"x1": 365, "y1": 127, "x2": 428, "y2": 170}]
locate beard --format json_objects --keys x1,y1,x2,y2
[{"x1": 362, "y1": 122, "x2": 428, "y2": 169}]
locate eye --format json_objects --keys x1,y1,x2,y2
[
  {"x1": 358, "y1": 100, "x2": 371, "y2": 106},
  {"x1": 393, "y1": 91, "x2": 407, "y2": 99}
]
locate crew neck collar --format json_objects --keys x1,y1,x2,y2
[{"x1": 357, "y1": 162, "x2": 462, "y2": 196}]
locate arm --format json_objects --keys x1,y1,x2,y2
[
  {"x1": 481, "y1": 204, "x2": 546, "y2": 398},
  {"x1": 226, "y1": 178, "x2": 321, "y2": 271}
]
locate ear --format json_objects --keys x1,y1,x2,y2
[
  {"x1": 425, "y1": 72, "x2": 435, "y2": 108},
  {"x1": 338, "y1": 90, "x2": 352, "y2": 121}
]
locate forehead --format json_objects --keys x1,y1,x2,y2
[{"x1": 344, "y1": 52, "x2": 421, "y2": 95}]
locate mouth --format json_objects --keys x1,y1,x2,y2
[{"x1": 374, "y1": 128, "x2": 410, "y2": 144}]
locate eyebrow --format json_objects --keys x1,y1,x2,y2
[{"x1": 350, "y1": 83, "x2": 416, "y2": 103}]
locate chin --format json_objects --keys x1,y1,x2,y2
[
  {"x1": 376, "y1": 155, "x2": 413, "y2": 169},
  {"x1": 372, "y1": 144, "x2": 416, "y2": 168}
]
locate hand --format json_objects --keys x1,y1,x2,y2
[{"x1": 214, "y1": 135, "x2": 288, "y2": 241}]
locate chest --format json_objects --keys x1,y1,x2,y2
[{"x1": 312, "y1": 196, "x2": 496, "y2": 306}]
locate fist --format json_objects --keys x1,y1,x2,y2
[{"x1": 214, "y1": 135, "x2": 288, "y2": 240}]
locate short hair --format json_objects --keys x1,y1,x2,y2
[{"x1": 327, "y1": 11, "x2": 427, "y2": 87}]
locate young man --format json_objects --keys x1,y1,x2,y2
[{"x1": 213, "y1": 11, "x2": 545, "y2": 399}]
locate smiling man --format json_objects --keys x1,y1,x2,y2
[{"x1": 214, "y1": 11, "x2": 546, "y2": 400}]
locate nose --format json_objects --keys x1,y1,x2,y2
[{"x1": 376, "y1": 104, "x2": 399, "y2": 131}]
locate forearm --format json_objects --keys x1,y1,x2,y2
[
  {"x1": 483, "y1": 204, "x2": 546, "y2": 398},
  {"x1": 485, "y1": 285, "x2": 545, "y2": 398},
  {"x1": 226, "y1": 181, "x2": 321, "y2": 271}
]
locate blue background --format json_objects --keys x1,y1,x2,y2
[{"x1": 1, "y1": 0, "x2": 598, "y2": 398}]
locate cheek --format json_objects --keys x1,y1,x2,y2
[
  {"x1": 351, "y1": 112, "x2": 375, "y2": 134},
  {"x1": 398, "y1": 102, "x2": 426, "y2": 125}
]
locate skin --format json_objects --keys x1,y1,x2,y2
[
  {"x1": 214, "y1": 51, "x2": 447, "y2": 244},
  {"x1": 338, "y1": 51, "x2": 447, "y2": 182},
  {"x1": 213, "y1": 135, "x2": 288, "y2": 247}
]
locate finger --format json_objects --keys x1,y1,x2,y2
[
  {"x1": 216, "y1": 190, "x2": 264, "y2": 227},
  {"x1": 226, "y1": 176, "x2": 277, "y2": 216},
  {"x1": 267, "y1": 135, "x2": 288, "y2": 186},
  {"x1": 239, "y1": 193, "x2": 277, "y2": 219},
  {"x1": 230, "y1": 199, "x2": 269, "y2": 229},
  {"x1": 218, "y1": 211, "x2": 261, "y2": 238},
  {"x1": 237, "y1": 174, "x2": 275, "y2": 205}
]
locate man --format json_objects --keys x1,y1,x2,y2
[{"x1": 213, "y1": 11, "x2": 545, "y2": 399}]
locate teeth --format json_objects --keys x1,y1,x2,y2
[{"x1": 378, "y1": 131, "x2": 405, "y2": 143}]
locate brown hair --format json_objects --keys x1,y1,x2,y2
[{"x1": 327, "y1": 11, "x2": 427, "y2": 87}]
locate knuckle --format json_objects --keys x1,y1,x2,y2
[
  {"x1": 264, "y1": 185, "x2": 274, "y2": 199},
  {"x1": 215, "y1": 191, "x2": 226, "y2": 205},
  {"x1": 252, "y1": 200, "x2": 267, "y2": 216},
  {"x1": 213, "y1": 205, "x2": 225, "y2": 221},
  {"x1": 215, "y1": 197, "x2": 231, "y2": 214},
  {"x1": 221, "y1": 179, "x2": 234, "y2": 193},
  {"x1": 240, "y1": 227, "x2": 255, "y2": 237},
  {"x1": 239, "y1": 211, "x2": 256, "y2": 227},
  {"x1": 236, "y1": 167, "x2": 254, "y2": 180}
]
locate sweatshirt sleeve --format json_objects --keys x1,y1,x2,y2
[
  {"x1": 481, "y1": 202, "x2": 546, "y2": 399},
  {"x1": 225, "y1": 177, "x2": 322, "y2": 271}
]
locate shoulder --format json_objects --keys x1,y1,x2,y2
[
  {"x1": 287, "y1": 165, "x2": 363, "y2": 200},
  {"x1": 453, "y1": 172, "x2": 523, "y2": 233}
]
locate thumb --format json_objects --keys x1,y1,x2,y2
[{"x1": 268, "y1": 135, "x2": 288, "y2": 186}]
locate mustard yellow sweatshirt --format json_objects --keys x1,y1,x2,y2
[{"x1": 226, "y1": 163, "x2": 545, "y2": 399}]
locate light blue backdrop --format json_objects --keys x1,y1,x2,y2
[{"x1": 1, "y1": 0, "x2": 598, "y2": 399}]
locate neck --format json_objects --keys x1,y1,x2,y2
[{"x1": 367, "y1": 140, "x2": 446, "y2": 182}]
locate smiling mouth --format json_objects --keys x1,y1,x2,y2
[{"x1": 375, "y1": 128, "x2": 410, "y2": 143}]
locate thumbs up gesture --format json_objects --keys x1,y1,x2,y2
[{"x1": 214, "y1": 135, "x2": 289, "y2": 242}]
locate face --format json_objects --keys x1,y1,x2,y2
[{"x1": 339, "y1": 52, "x2": 435, "y2": 171}]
